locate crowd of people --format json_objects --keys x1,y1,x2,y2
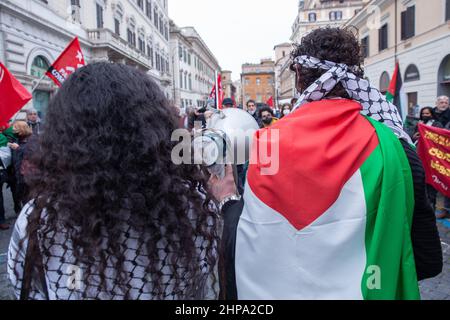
[
  {"x1": 0, "y1": 109, "x2": 40, "y2": 230},
  {"x1": 0, "y1": 27, "x2": 445, "y2": 300}
]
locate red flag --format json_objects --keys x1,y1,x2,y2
[
  {"x1": 46, "y1": 37, "x2": 85, "y2": 87},
  {"x1": 266, "y1": 96, "x2": 274, "y2": 108},
  {"x1": 209, "y1": 73, "x2": 225, "y2": 109},
  {"x1": 0, "y1": 63, "x2": 32, "y2": 126},
  {"x1": 417, "y1": 124, "x2": 450, "y2": 197}
]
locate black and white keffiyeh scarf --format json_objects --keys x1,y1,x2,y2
[{"x1": 292, "y1": 55, "x2": 412, "y2": 143}]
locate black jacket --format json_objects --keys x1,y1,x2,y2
[
  {"x1": 433, "y1": 108, "x2": 450, "y2": 128},
  {"x1": 220, "y1": 139, "x2": 443, "y2": 300}
]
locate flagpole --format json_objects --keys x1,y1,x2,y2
[
  {"x1": 215, "y1": 70, "x2": 219, "y2": 110},
  {"x1": 12, "y1": 73, "x2": 45, "y2": 123},
  {"x1": 394, "y1": 0, "x2": 398, "y2": 63},
  {"x1": 31, "y1": 73, "x2": 47, "y2": 94}
]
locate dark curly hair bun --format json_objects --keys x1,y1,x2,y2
[{"x1": 290, "y1": 27, "x2": 365, "y2": 98}]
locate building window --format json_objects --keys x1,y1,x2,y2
[
  {"x1": 188, "y1": 53, "x2": 191, "y2": 65},
  {"x1": 147, "y1": 45, "x2": 154, "y2": 66},
  {"x1": 70, "y1": 0, "x2": 81, "y2": 23},
  {"x1": 154, "y1": 9, "x2": 158, "y2": 29},
  {"x1": 96, "y1": 3, "x2": 103, "y2": 28},
  {"x1": 179, "y1": 45, "x2": 183, "y2": 60},
  {"x1": 159, "y1": 17, "x2": 164, "y2": 34},
  {"x1": 404, "y1": 64, "x2": 420, "y2": 82},
  {"x1": 189, "y1": 74, "x2": 192, "y2": 90},
  {"x1": 137, "y1": 0, "x2": 144, "y2": 10},
  {"x1": 245, "y1": 78, "x2": 250, "y2": 85},
  {"x1": 146, "y1": 0, "x2": 152, "y2": 19},
  {"x1": 256, "y1": 78, "x2": 261, "y2": 86},
  {"x1": 438, "y1": 55, "x2": 450, "y2": 96},
  {"x1": 127, "y1": 28, "x2": 136, "y2": 47},
  {"x1": 138, "y1": 37, "x2": 145, "y2": 53},
  {"x1": 361, "y1": 36, "x2": 369, "y2": 58},
  {"x1": 165, "y1": 24, "x2": 169, "y2": 41},
  {"x1": 184, "y1": 73, "x2": 187, "y2": 89},
  {"x1": 378, "y1": 24, "x2": 388, "y2": 51},
  {"x1": 156, "y1": 53, "x2": 161, "y2": 71},
  {"x1": 179, "y1": 71, "x2": 183, "y2": 89},
  {"x1": 329, "y1": 11, "x2": 342, "y2": 21},
  {"x1": 379, "y1": 71, "x2": 390, "y2": 94},
  {"x1": 308, "y1": 12, "x2": 316, "y2": 22},
  {"x1": 447, "y1": 0, "x2": 450, "y2": 21},
  {"x1": 401, "y1": 6, "x2": 415, "y2": 40},
  {"x1": 31, "y1": 56, "x2": 50, "y2": 78},
  {"x1": 114, "y1": 18, "x2": 120, "y2": 35}
]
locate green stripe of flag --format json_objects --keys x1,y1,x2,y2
[{"x1": 360, "y1": 117, "x2": 420, "y2": 300}]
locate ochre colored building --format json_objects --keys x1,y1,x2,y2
[{"x1": 241, "y1": 59, "x2": 275, "y2": 106}]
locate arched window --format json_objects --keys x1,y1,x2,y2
[
  {"x1": 114, "y1": 3, "x2": 124, "y2": 36},
  {"x1": 379, "y1": 71, "x2": 390, "y2": 94},
  {"x1": 70, "y1": 0, "x2": 81, "y2": 23},
  {"x1": 438, "y1": 54, "x2": 450, "y2": 97},
  {"x1": 127, "y1": 17, "x2": 137, "y2": 47},
  {"x1": 31, "y1": 56, "x2": 50, "y2": 78},
  {"x1": 138, "y1": 27, "x2": 146, "y2": 53},
  {"x1": 441, "y1": 55, "x2": 450, "y2": 82},
  {"x1": 404, "y1": 64, "x2": 420, "y2": 82}
]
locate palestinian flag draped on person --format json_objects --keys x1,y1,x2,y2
[{"x1": 234, "y1": 99, "x2": 420, "y2": 300}]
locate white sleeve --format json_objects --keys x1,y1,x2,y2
[{"x1": 7, "y1": 201, "x2": 47, "y2": 300}]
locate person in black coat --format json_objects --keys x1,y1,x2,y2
[
  {"x1": 433, "y1": 96, "x2": 450, "y2": 128},
  {"x1": 8, "y1": 121, "x2": 32, "y2": 214}
]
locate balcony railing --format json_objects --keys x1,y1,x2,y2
[{"x1": 87, "y1": 28, "x2": 152, "y2": 70}]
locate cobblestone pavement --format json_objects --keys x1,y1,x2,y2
[{"x1": 0, "y1": 185, "x2": 449, "y2": 300}]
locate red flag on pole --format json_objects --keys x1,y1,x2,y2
[
  {"x1": 209, "y1": 73, "x2": 225, "y2": 109},
  {"x1": 0, "y1": 63, "x2": 32, "y2": 127},
  {"x1": 46, "y1": 37, "x2": 85, "y2": 87},
  {"x1": 266, "y1": 96, "x2": 274, "y2": 108}
]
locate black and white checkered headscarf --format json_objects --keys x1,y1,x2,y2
[{"x1": 292, "y1": 55, "x2": 412, "y2": 143}]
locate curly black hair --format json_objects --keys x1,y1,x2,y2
[
  {"x1": 290, "y1": 27, "x2": 365, "y2": 99},
  {"x1": 18, "y1": 62, "x2": 219, "y2": 299}
]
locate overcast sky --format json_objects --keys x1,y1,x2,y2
[{"x1": 169, "y1": 0, "x2": 298, "y2": 81}]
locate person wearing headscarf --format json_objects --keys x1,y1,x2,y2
[
  {"x1": 211, "y1": 27, "x2": 442, "y2": 300},
  {"x1": 26, "y1": 108, "x2": 42, "y2": 135}
]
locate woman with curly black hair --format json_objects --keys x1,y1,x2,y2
[
  {"x1": 8, "y1": 62, "x2": 219, "y2": 300},
  {"x1": 216, "y1": 27, "x2": 442, "y2": 300}
]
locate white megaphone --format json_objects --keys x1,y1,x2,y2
[{"x1": 192, "y1": 108, "x2": 260, "y2": 179}]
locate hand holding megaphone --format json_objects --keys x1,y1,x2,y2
[{"x1": 208, "y1": 165, "x2": 238, "y2": 204}]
